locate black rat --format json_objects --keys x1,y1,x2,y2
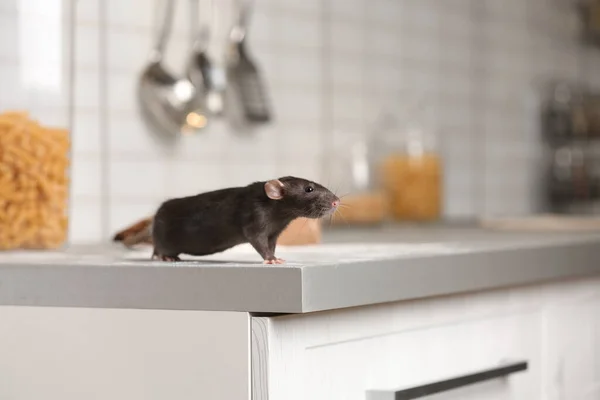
[{"x1": 150, "y1": 176, "x2": 340, "y2": 264}]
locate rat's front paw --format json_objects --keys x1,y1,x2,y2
[{"x1": 263, "y1": 257, "x2": 286, "y2": 265}]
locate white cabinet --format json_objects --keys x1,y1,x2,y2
[
  {"x1": 252, "y1": 289, "x2": 545, "y2": 400},
  {"x1": 251, "y1": 277, "x2": 600, "y2": 400},
  {"x1": 0, "y1": 277, "x2": 598, "y2": 400},
  {"x1": 0, "y1": 308, "x2": 250, "y2": 400},
  {"x1": 310, "y1": 314, "x2": 539, "y2": 400},
  {"x1": 541, "y1": 281, "x2": 600, "y2": 400}
]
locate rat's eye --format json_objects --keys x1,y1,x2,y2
[{"x1": 305, "y1": 186, "x2": 314, "y2": 193}]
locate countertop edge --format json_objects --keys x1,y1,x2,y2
[
  {"x1": 0, "y1": 264, "x2": 304, "y2": 313},
  {"x1": 301, "y1": 239, "x2": 600, "y2": 312},
  {"x1": 1, "y1": 237, "x2": 600, "y2": 313}
]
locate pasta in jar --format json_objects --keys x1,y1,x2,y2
[
  {"x1": 0, "y1": 111, "x2": 70, "y2": 250},
  {"x1": 381, "y1": 152, "x2": 442, "y2": 221},
  {"x1": 375, "y1": 120, "x2": 443, "y2": 222}
]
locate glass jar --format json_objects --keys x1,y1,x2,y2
[
  {"x1": 373, "y1": 105, "x2": 443, "y2": 222},
  {"x1": 329, "y1": 134, "x2": 387, "y2": 225},
  {"x1": 0, "y1": 3, "x2": 71, "y2": 250}
]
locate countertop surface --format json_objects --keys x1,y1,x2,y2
[{"x1": 1, "y1": 224, "x2": 600, "y2": 313}]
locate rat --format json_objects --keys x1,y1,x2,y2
[{"x1": 150, "y1": 176, "x2": 340, "y2": 264}]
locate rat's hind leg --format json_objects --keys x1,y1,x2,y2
[
  {"x1": 153, "y1": 254, "x2": 181, "y2": 262},
  {"x1": 151, "y1": 248, "x2": 181, "y2": 262}
]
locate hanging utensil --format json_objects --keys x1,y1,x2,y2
[
  {"x1": 137, "y1": 0, "x2": 209, "y2": 139},
  {"x1": 186, "y1": 0, "x2": 225, "y2": 117},
  {"x1": 226, "y1": 0, "x2": 272, "y2": 124}
]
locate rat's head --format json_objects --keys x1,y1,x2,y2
[{"x1": 264, "y1": 176, "x2": 340, "y2": 218}]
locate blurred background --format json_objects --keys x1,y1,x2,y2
[{"x1": 2, "y1": 0, "x2": 600, "y2": 246}]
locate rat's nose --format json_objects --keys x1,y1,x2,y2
[{"x1": 332, "y1": 200, "x2": 340, "y2": 208}]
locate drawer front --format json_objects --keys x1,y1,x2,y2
[
  {"x1": 304, "y1": 313, "x2": 540, "y2": 400},
  {"x1": 256, "y1": 306, "x2": 542, "y2": 400}
]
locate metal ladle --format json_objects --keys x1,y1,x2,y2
[
  {"x1": 186, "y1": 0, "x2": 225, "y2": 117},
  {"x1": 137, "y1": 0, "x2": 209, "y2": 140}
]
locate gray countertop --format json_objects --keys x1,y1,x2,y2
[{"x1": 1, "y1": 224, "x2": 600, "y2": 313}]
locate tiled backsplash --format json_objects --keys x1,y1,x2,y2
[{"x1": 1, "y1": 0, "x2": 599, "y2": 243}]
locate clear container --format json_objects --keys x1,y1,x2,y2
[
  {"x1": 373, "y1": 100, "x2": 443, "y2": 222},
  {"x1": 329, "y1": 134, "x2": 387, "y2": 225},
  {"x1": 0, "y1": 4, "x2": 72, "y2": 249}
]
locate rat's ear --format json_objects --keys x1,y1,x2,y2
[{"x1": 265, "y1": 179, "x2": 284, "y2": 200}]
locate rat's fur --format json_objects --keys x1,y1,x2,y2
[{"x1": 151, "y1": 176, "x2": 339, "y2": 263}]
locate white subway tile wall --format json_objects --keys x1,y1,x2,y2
[{"x1": 0, "y1": 0, "x2": 598, "y2": 242}]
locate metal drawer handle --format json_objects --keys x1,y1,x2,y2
[{"x1": 366, "y1": 360, "x2": 528, "y2": 400}]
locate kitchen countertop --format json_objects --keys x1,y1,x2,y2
[{"x1": 1, "y1": 224, "x2": 600, "y2": 313}]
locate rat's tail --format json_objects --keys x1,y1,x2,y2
[{"x1": 112, "y1": 217, "x2": 153, "y2": 247}]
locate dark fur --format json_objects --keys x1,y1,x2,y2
[{"x1": 151, "y1": 176, "x2": 339, "y2": 262}]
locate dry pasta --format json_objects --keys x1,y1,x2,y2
[
  {"x1": 380, "y1": 152, "x2": 442, "y2": 221},
  {"x1": 0, "y1": 111, "x2": 70, "y2": 250}
]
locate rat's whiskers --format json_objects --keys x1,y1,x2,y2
[{"x1": 334, "y1": 208, "x2": 349, "y2": 225}]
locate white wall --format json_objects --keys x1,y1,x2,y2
[{"x1": 1, "y1": 0, "x2": 599, "y2": 243}]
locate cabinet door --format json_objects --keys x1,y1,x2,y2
[
  {"x1": 307, "y1": 314, "x2": 540, "y2": 400},
  {"x1": 542, "y1": 288, "x2": 600, "y2": 400},
  {"x1": 0, "y1": 307, "x2": 250, "y2": 400},
  {"x1": 253, "y1": 306, "x2": 543, "y2": 400}
]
